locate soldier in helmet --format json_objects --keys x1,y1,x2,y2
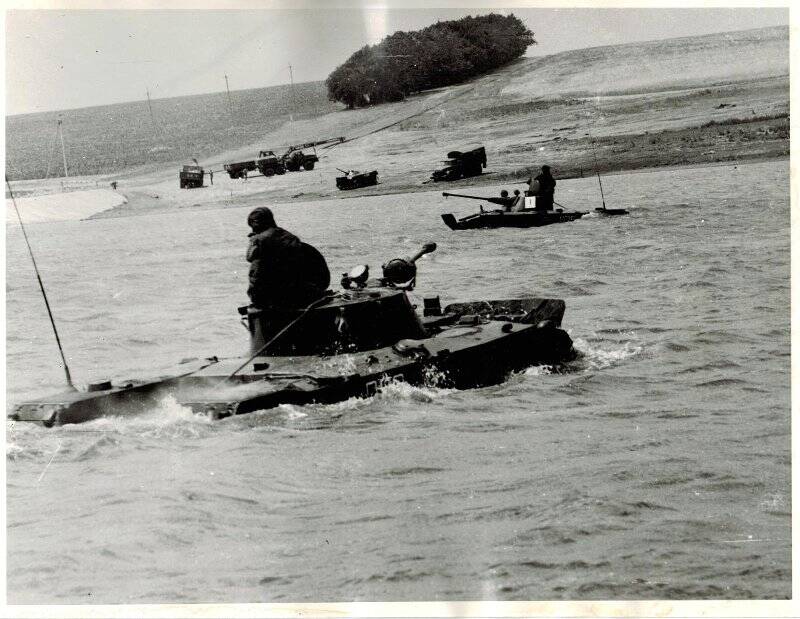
[
  {"x1": 510, "y1": 189, "x2": 525, "y2": 212},
  {"x1": 528, "y1": 165, "x2": 557, "y2": 211},
  {"x1": 246, "y1": 207, "x2": 330, "y2": 309},
  {"x1": 499, "y1": 189, "x2": 511, "y2": 211}
]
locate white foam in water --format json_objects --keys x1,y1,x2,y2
[
  {"x1": 275, "y1": 404, "x2": 308, "y2": 419},
  {"x1": 572, "y1": 337, "x2": 644, "y2": 370},
  {"x1": 5, "y1": 420, "x2": 61, "y2": 461},
  {"x1": 73, "y1": 394, "x2": 213, "y2": 438},
  {"x1": 376, "y1": 378, "x2": 455, "y2": 403},
  {"x1": 6, "y1": 440, "x2": 27, "y2": 461},
  {"x1": 523, "y1": 365, "x2": 555, "y2": 376}
]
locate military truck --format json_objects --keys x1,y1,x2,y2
[
  {"x1": 255, "y1": 151, "x2": 287, "y2": 176},
  {"x1": 179, "y1": 164, "x2": 204, "y2": 188},
  {"x1": 282, "y1": 146, "x2": 317, "y2": 172},
  {"x1": 430, "y1": 146, "x2": 487, "y2": 182},
  {"x1": 223, "y1": 151, "x2": 288, "y2": 178},
  {"x1": 223, "y1": 137, "x2": 346, "y2": 180},
  {"x1": 223, "y1": 160, "x2": 257, "y2": 179}
]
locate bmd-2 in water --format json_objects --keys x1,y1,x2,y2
[
  {"x1": 9, "y1": 242, "x2": 576, "y2": 427},
  {"x1": 441, "y1": 192, "x2": 586, "y2": 229}
]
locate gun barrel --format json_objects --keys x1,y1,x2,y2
[
  {"x1": 442, "y1": 192, "x2": 512, "y2": 207},
  {"x1": 408, "y1": 242, "x2": 437, "y2": 263},
  {"x1": 443, "y1": 192, "x2": 481, "y2": 200},
  {"x1": 443, "y1": 192, "x2": 494, "y2": 201}
]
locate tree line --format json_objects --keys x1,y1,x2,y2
[{"x1": 326, "y1": 13, "x2": 536, "y2": 108}]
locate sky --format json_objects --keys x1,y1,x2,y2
[{"x1": 4, "y1": 4, "x2": 790, "y2": 116}]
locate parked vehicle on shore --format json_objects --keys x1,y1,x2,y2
[
  {"x1": 223, "y1": 137, "x2": 346, "y2": 179},
  {"x1": 336, "y1": 169, "x2": 379, "y2": 190},
  {"x1": 223, "y1": 160, "x2": 257, "y2": 179},
  {"x1": 255, "y1": 150, "x2": 286, "y2": 177},
  {"x1": 431, "y1": 146, "x2": 487, "y2": 182},
  {"x1": 179, "y1": 164, "x2": 204, "y2": 188}
]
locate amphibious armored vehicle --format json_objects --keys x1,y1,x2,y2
[
  {"x1": 336, "y1": 170, "x2": 379, "y2": 191},
  {"x1": 9, "y1": 243, "x2": 576, "y2": 427},
  {"x1": 441, "y1": 192, "x2": 586, "y2": 229}
]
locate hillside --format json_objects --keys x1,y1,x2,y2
[{"x1": 6, "y1": 25, "x2": 789, "y2": 220}]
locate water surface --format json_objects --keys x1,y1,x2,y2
[{"x1": 6, "y1": 160, "x2": 790, "y2": 602}]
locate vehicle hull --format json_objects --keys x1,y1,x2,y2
[
  {"x1": 10, "y1": 313, "x2": 574, "y2": 426},
  {"x1": 336, "y1": 171, "x2": 379, "y2": 190},
  {"x1": 595, "y1": 207, "x2": 630, "y2": 216},
  {"x1": 442, "y1": 210, "x2": 585, "y2": 229}
]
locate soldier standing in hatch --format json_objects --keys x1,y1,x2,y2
[
  {"x1": 528, "y1": 165, "x2": 556, "y2": 211},
  {"x1": 246, "y1": 207, "x2": 330, "y2": 310}
]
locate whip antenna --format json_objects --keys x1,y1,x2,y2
[
  {"x1": 6, "y1": 178, "x2": 76, "y2": 390},
  {"x1": 589, "y1": 137, "x2": 607, "y2": 210}
]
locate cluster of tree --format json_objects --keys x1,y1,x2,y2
[{"x1": 326, "y1": 13, "x2": 535, "y2": 108}]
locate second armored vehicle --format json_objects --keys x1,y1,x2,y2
[
  {"x1": 441, "y1": 192, "x2": 586, "y2": 229},
  {"x1": 336, "y1": 170, "x2": 379, "y2": 190}
]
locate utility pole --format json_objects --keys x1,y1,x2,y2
[
  {"x1": 288, "y1": 63, "x2": 297, "y2": 122},
  {"x1": 146, "y1": 87, "x2": 156, "y2": 130},
  {"x1": 224, "y1": 74, "x2": 234, "y2": 123},
  {"x1": 44, "y1": 119, "x2": 60, "y2": 179},
  {"x1": 58, "y1": 119, "x2": 69, "y2": 178}
]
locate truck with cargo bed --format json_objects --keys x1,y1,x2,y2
[
  {"x1": 223, "y1": 137, "x2": 346, "y2": 179},
  {"x1": 179, "y1": 164, "x2": 204, "y2": 188}
]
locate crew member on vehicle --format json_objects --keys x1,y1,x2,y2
[
  {"x1": 246, "y1": 207, "x2": 330, "y2": 309},
  {"x1": 499, "y1": 189, "x2": 511, "y2": 211},
  {"x1": 528, "y1": 165, "x2": 556, "y2": 211},
  {"x1": 510, "y1": 189, "x2": 525, "y2": 212}
]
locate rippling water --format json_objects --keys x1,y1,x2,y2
[{"x1": 6, "y1": 160, "x2": 790, "y2": 602}]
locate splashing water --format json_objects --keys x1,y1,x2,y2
[{"x1": 572, "y1": 337, "x2": 644, "y2": 370}]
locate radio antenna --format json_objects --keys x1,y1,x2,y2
[
  {"x1": 6, "y1": 178, "x2": 76, "y2": 390},
  {"x1": 589, "y1": 137, "x2": 607, "y2": 211}
]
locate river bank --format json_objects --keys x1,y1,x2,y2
[{"x1": 6, "y1": 26, "x2": 788, "y2": 222}]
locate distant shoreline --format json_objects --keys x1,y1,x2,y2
[
  {"x1": 68, "y1": 153, "x2": 784, "y2": 223},
  {"x1": 7, "y1": 25, "x2": 788, "y2": 221}
]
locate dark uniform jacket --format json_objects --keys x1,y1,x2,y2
[
  {"x1": 532, "y1": 171, "x2": 556, "y2": 211},
  {"x1": 534, "y1": 172, "x2": 556, "y2": 196},
  {"x1": 247, "y1": 226, "x2": 330, "y2": 309}
]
